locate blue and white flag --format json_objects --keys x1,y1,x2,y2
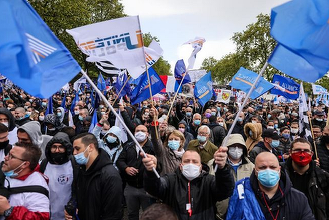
[
  {"x1": 184, "y1": 37, "x2": 206, "y2": 70},
  {"x1": 97, "y1": 73, "x2": 106, "y2": 91},
  {"x1": 70, "y1": 91, "x2": 79, "y2": 116},
  {"x1": 229, "y1": 67, "x2": 274, "y2": 99},
  {"x1": 88, "y1": 110, "x2": 98, "y2": 133},
  {"x1": 194, "y1": 71, "x2": 213, "y2": 106},
  {"x1": 174, "y1": 59, "x2": 191, "y2": 84},
  {"x1": 45, "y1": 97, "x2": 53, "y2": 115},
  {"x1": 114, "y1": 70, "x2": 131, "y2": 98},
  {"x1": 130, "y1": 67, "x2": 165, "y2": 105},
  {"x1": 312, "y1": 84, "x2": 327, "y2": 95},
  {"x1": 269, "y1": 0, "x2": 329, "y2": 82},
  {"x1": 270, "y1": 74, "x2": 299, "y2": 100},
  {"x1": 0, "y1": 0, "x2": 81, "y2": 98}
]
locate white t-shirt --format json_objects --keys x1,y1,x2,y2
[{"x1": 44, "y1": 161, "x2": 73, "y2": 220}]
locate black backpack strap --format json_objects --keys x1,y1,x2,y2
[
  {"x1": 39, "y1": 159, "x2": 48, "y2": 174},
  {"x1": 9, "y1": 185, "x2": 49, "y2": 198}
]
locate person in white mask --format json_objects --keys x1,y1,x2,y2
[{"x1": 142, "y1": 148, "x2": 234, "y2": 220}]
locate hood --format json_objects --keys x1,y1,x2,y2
[
  {"x1": 0, "y1": 108, "x2": 16, "y2": 131},
  {"x1": 56, "y1": 107, "x2": 65, "y2": 123},
  {"x1": 44, "y1": 114, "x2": 56, "y2": 125},
  {"x1": 178, "y1": 120, "x2": 187, "y2": 127},
  {"x1": 244, "y1": 122, "x2": 263, "y2": 140},
  {"x1": 18, "y1": 121, "x2": 43, "y2": 147},
  {"x1": 83, "y1": 148, "x2": 112, "y2": 175},
  {"x1": 223, "y1": 133, "x2": 248, "y2": 157},
  {"x1": 45, "y1": 132, "x2": 72, "y2": 163},
  {"x1": 105, "y1": 126, "x2": 122, "y2": 143}
]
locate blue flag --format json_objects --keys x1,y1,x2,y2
[
  {"x1": 70, "y1": 91, "x2": 79, "y2": 116},
  {"x1": 0, "y1": 0, "x2": 81, "y2": 98},
  {"x1": 175, "y1": 59, "x2": 191, "y2": 84},
  {"x1": 194, "y1": 72, "x2": 213, "y2": 106},
  {"x1": 270, "y1": 74, "x2": 300, "y2": 100},
  {"x1": 61, "y1": 93, "x2": 67, "y2": 110},
  {"x1": 88, "y1": 110, "x2": 98, "y2": 133},
  {"x1": 130, "y1": 67, "x2": 165, "y2": 105},
  {"x1": 269, "y1": 0, "x2": 329, "y2": 82},
  {"x1": 115, "y1": 71, "x2": 131, "y2": 98},
  {"x1": 229, "y1": 67, "x2": 274, "y2": 99},
  {"x1": 97, "y1": 73, "x2": 106, "y2": 91},
  {"x1": 45, "y1": 97, "x2": 53, "y2": 115}
]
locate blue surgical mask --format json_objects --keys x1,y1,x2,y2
[
  {"x1": 211, "y1": 112, "x2": 216, "y2": 116},
  {"x1": 78, "y1": 115, "x2": 84, "y2": 121},
  {"x1": 106, "y1": 136, "x2": 117, "y2": 144},
  {"x1": 74, "y1": 146, "x2": 90, "y2": 165},
  {"x1": 4, "y1": 162, "x2": 26, "y2": 178},
  {"x1": 197, "y1": 135, "x2": 207, "y2": 143},
  {"x1": 42, "y1": 102, "x2": 47, "y2": 107},
  {"x1": 267, "y1": 114, "x2": 272, "y2": 119},
  {"x1": 237, "y1": 117, "x2": 243, "y2": 122},
  {"x1": 194, "y1": 120, "x2": 201, "y2": 126},
  {"x1": 282, "y1": 133, "x2": 290, "y2": 139},
  {"x1": 270, "y1": 140, "x2": 280, "y2": 148},
  {"x1": 217, "y1": 107, "x2": 221, "y2": 112},
  {"x1": 168, "y1": 140, "x2": 180, "y2": 150},
  {"x1": 274, "y1": 124, "x2": 278, "y2": 129},
  {"x1": 57, "y1": 112, "x2": 62, "y2": 117},
  {"x1": 257, "y1": 169, "x2": 280, "y2": 188},
  {"x1": 249, "y1": 130, "x2": 253, "y2": 137},
  {"x1": 186, "y1": 112, "x2": 192, "y2": 117}
]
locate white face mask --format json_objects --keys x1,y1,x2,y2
[
  {"x1": 218, "y1": 122, "x2": 224, "y2": 126},
  {"x1": 228, "y1": 147, "x2": 243, "y2": 160},
  {"x1": 267, "y1": 126, "x2": 274, "y2": 129},
  {"x1": 1, "y1": 122, "x2": 8, "y2": 128},
  {"x1": 181, "y1": 163, "x2": 201, "y2": 181},
  {"x1": 291, "y1": 128, "x2": 298, "y2": 134},
  {"x1": 134, "y1": 131, "x2": 147, "y2": 143}
]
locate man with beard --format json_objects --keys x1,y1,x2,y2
[
  {"x1": 40, "y1": 132, "x2": 78, "y2": 220},
  {"x1": 316, "y1": 125, "x2": 329, "y2": 173},
  {"x1": 282, "y1": 138, "x2": 329, "y2": 219}
]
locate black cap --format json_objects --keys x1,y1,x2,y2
[{"x1": 262, "y1": 129, "x2": 280, "y2": 140}]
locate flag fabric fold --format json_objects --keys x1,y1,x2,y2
[
  {"x1": 174, "y1": 59, "x2": 191, "y2": 84},
  {"x1": 45, "y1": 97, "x2": 53, "y2": 115},
  {"x1": 159, "y1": 75, "x2": 181, "y2": 93},
  {"x1": 88, "y1": 110, "x2": 98, "y2": 133},
  {"x1": 229, "y1": 67, "x2": 274, "y2": 99},
  {"x1": 194, "y1": 71, "x2": 214, "y2": 106},
  {"x1": 114, "y1": 70, "x2": 131, "y2": 98},
  {"x1": 0, "y1": 0, "x2": 81, "y2": 98},
  {"x1": 97, "y1": 73, "x2": 106, "y2": 91},
  {"x1": 270, "y1": 74, "x2": 300, "y2": 100},
  {"x1": 298, "y1": 82, "x2": 312, "y2": 141},
  {"x1": 184, "y1": 37, "x2": 206, "y2": 70}
]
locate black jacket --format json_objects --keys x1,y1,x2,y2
[
  {"x1": 143, "y1": 165, "x2": 234, "y2": 220},
  {"x1": 0, "y1": 108, "x2": 16, "y2": 132},
  {"x1": 282, "y1": 159, "x2": 329, "y2": 220},
  {"x1": 250, "y1": 170, "x2": 315, "y2": 220},
  {"x1": 116, "y1": 140, "x2": 154, "y2": 188},
  {"x1": 249, "y1": 141, "x2": 278, "y2": 164},
  {"x1": 76, "y1": 149, "x2": 123, "y2": 220},
  {"x1": 317, "y1": 141, "x2": 329, "y2": 173},
  {"x1": 208, "y1": 123, "x2": 226, "y2": 147}
]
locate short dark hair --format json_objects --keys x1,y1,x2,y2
[
  {"x1": 15, "y1": 142, "x2": 41, "y2": 170},
  {"x1": 0, "y1": 123, "x2": 8, "y2": 133},
  {"x1": 73, "y1": 133, "x2": 99, "y2": 150},
  {"x1": 140, "y1": 203, "x2": 178, "y2": 220},
  {"x1": 291, "y1": 138, "x2": 312, "y2": 151},
  {"x1": 312, "y1": 125, "x2": 322, "y2": 131},
  {"x1": 60, "y1": 126, "x2": 76, "y2": 143},
  {"x1": 280, "y1": 126, "x2": 289, "y2": 133}
]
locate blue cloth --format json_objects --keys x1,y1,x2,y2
[
  {"x1": 88, "y1": 110, "x2": 98, "y2": 133},
  {"x1": 114, "y1": 71, "x2": 131, "y2": 98},
  {"x1": 194, "y1": 71, "x2": 213, "y2": 106},
  {"x1": 45, "y1": 97, "x2": 53, "y2": 115},
  {"x1": 130, "y1": 67, "x2": 165, "y2": 105},
  {"x1": 70, "y1": 91, "x2": 79, "y2": 116},
  {"x1": 270, "y1": 74, "x2": 300, "y2": 100},
  {"x1": 60, "y1": 93, "x2": 67, "y2": 111},
  {"x1": 97, "y1": 73, "x2": 106, "y2": 91},
  {"x1": 226, "y1": 178, "x2": 266, "y2": 220},
  {"x1": 269, "y1": 0, "x2": 329, "y2": 82},
  {"x1": 0, "y1": 0, "x2": 81, "y2": 98},
  {"x1": 229, "y1": 67, "x2": 274, "y2": 99},
  {"x1": 174, "y1": 59, "x2": 191, "y2": 84}
]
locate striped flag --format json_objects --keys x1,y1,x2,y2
[
  {"x1": 95, "y1": 60, "x2": 121, "y2": 76},
  {"x1": 298, "y1": 83, "x2": 312, "y2": 141}
]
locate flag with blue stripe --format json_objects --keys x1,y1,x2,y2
[
  {"x1": 88, "y1": 110, "x2": 98, "y2": 133},
  {"x1": 45, "y1": 97, "x2": 53, "y2": 115},
  {"x1": 270, "y1": 74, "x2": 300, "y2": 100},
  {"x1": 194, "y1": 71, "x2": 213, "y2": 106},
  {"x1": 0, "y1": 0, "x2": 81, "y2": 98},
  {"x1": 229, "y1": 67, "x2": 274, "y2": 99}
]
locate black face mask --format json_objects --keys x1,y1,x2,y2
[
  {"x1": 0, "y1": 140, "x2": 9, "y2": 150},
  {"x1": 50, "y1": 152, "x2": 68, "y2": 165},
  {"x1": 321, "y1": 135, "x2": 329, "y2": 144}
]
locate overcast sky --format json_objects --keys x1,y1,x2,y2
[{"x1": 121, "y1": 0, "x2": 290, "y2": 73}]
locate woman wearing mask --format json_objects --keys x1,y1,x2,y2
[
  {"x1": 149, "y1": 107, "x2": 185, "y2": 175},
  {"x1": 178, "y1": 120, "x2": 194, "y2": 150},
  {"x1": 277, "y1": 126, "x2": 291, "y2": 161},
  {"x1": 217, "y1": 117, "x2": 227, "y2": 133}
]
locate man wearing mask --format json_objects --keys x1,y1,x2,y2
[
  {"x1": 142, "y1": 148, "x2": 234, "y2": 220},
  {"x1": 277, "y1": 126, "x2": 291, "y2": 161},
  {"x1": 178, "y1": 121, "x2": 194, "y2": 150},
  {"x1": 0, "y1": 108, "x2": 18, "y2": 145},
  {"x1": 187, "y1": 125, "x2": 218, "y2": 164},
  {"x1": 226, "y1": 152, "x2": 315, "y2": 219},
  {"x1": 40, "y1": 132, "x2": 77, "y2": 220},
  {"x1": 116, "y1": 125, "x2": 155, "y2": 220},
  {"x1": 189, "y1": 113, "x2": 201, "y2": 138},
  {"x1": 317, "y1": 126, "x2": 329, "y2": 173},
  {"x1": 208, "y1": 116, "x2": 226, "y2": 147},
  {"x1": 249, "y1": 129, "x2": 280, "y2": 163},
  {"x1": 14, "y1": 107, "x2": 30, "y2": 127},
  {"x1": 0, "y1": 123, "x2": 11, "y2": 162},
  {"x1": 74, "y1": 108, "x2": 89, "y2": 135},
  {"x1": 312, "y1": 125, "x2": 322, "y2": 145},
  {"x1": 281, "y1": 138, "x2": 329, "y2": 219},
  {"x1": 65, "y1": 133, "x2": 122, "y2": 220},
  {"x1": 290, "y1": 122, "x2": 300, "y2": 141},
  {"x1": 312, "y1": 111, "x2": 326, "y2": 129}
]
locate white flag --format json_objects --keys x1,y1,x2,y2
[
  {"x1": 115, "y1": 98, "x2": 128, "y2": 143},
  {"x1": 67, "y1": 16, "x2": 163, "y2": 79},
  {"x1": 184, "y1": 37, "x2": 206, "y2": 70},
  {"x1": 298, "y1": 83, "x2": 312, "y2": 139}
]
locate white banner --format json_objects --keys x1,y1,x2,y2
[
  {"x1": 312, "y1": 84, "x2": 327, "y2": 95},
  {"x1": 215, "y1": 89, "x2": 231, "y2": 103}
]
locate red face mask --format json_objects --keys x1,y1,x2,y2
[{"x1": 291, "y1": 151, "x2": 312, "y2": 166}]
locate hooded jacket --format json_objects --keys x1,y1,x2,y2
[
  {"x1": 45, "y1": 132, "x2": 72, "y2": 164},
  {"x1": 0, "y1": 108, "x2": 18, "y2": 145},
  {"x1": 244, "y1": 122, "x2": 263, "y2": 153},
  {"x1": 18, "y1": 121, "x2": 52, "y2": 160},
  {"x1": 76, "y1": 148, "x2": 123, "y2": 220}
]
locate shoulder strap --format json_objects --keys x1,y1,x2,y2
[
  {"x1": 9, "y1": 185, "x2": 49, "y2": 198},
  {"x1": 39, "y1": 159, "x2": 48, "y2": 173}
]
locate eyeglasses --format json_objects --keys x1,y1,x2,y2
[
  {"x1": 50, "y1": 145, "x2": 65, "y2": 152},
  {"x1": 7, "y1": 153, "x2": 25, "y2": 161},
  {"x1": 198, "y1": 132, "x2": 208, "y2": 136},
  {"x1": 292, "y1": 149, "x2": 312, "y2": 154}
]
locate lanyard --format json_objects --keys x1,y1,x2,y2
[
  {"x1": 262, "y1": 186, "x2": 283, "y2": 220},
  {"x1": 187, "y1": 182, "x2": 192, "y2": 217}
]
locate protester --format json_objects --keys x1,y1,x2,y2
[
  {"x1": 0, "y1": 108, "x2": 18, "y2": 145},
  {"x1": 177, "y1": 120, "x2": 194, "y2": 150},
  {"x1": 0, "y1": 123, "x2": 11, "y2": 163},
  {"x1": 244, "y1": 121, "x2": 263, "y2": 153},
  {"x1": 317, "y1": 125, "x2": 329, "y2": 173}
]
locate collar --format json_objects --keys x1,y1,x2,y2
[{"x1": 228, "y1": 158, "x2": 242, "y2": 166}]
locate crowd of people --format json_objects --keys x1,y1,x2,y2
[{"x1": 0, "y1": 83, "x2": 328, "y2": 220}]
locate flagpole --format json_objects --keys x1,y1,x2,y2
[
  {"x1": 80, "y1": 69, "x2": 160, "y2": 178},
  {"x1": 166, "y1": 71, "x2": 188, "y2": 120},
  {"x1": 308, "y1": 114, "x2": 319, "y2": 159},
  {"x1": 136, "y1": 16, "x2": 159, "y2": 139},
  {"x1": 214, "y1": 62, "x2": 269, "y2": 172},
  {"x1": 113, "y1": 75, "x2": 131, "y2": 105}
]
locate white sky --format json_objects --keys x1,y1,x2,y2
[{"x1": 121, "y1": 0, "x2": 290, "y2": 74}]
